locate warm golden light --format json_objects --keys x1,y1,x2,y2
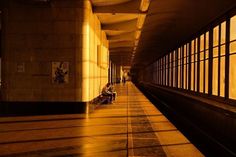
[
  {"x1": 230, "y1": 16, "x2": 236, "y2": 54},
  {"x1": 229, "y1": 15, "x2": 236, "y2": 99},
  {"x1": 140, "y1": 0, "x2": 151, "y2": 12},
  {"x1": 194, "y1": 38, "x2": 198, "y2": 92},
  {"x1": 137, "y1": 14, "x2": 146, "y2": 29},
  {"x1": 178, "y1": 48, "x2": 181, "y2": 88},
  {"x1": 212, "y1": 26, "x2": 219, "y2": 96},
  {"x1": 81, "y1": 21, "x2": 90, "y2": 101},
  {"x1": 190, "y1": 40, "x2": 194, "y2": 91},
  {"x1": 205, "y1": 32, "x2": 209, "y2": 94},
  {"x1": 135, "y1": 30, "x2": 141, "y2": 39},
  {"x1": 134, "y1": 40, "x2": 139, "y2": 46},
  {"x1": 173, "y1": 51, "x2": 176, "y2": 87},
  {"x1": 199, "y1": 34, "x2": 204, "y2": 93},
  {"x1": 81, "y1": 2, "x2": 109, "y2": 102}
]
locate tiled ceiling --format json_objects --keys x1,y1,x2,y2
[
  {"x1": 90, "y1": 0, "x2": 150, "y2": 66},
  {"x1": 91, "y1": 0, "x2": 236, "y2": 69},
  {"x1": 9, "y1": 0, "x2": 236, "y2": 68},
  {"x1": 91, "y1": 0, "x2": 131, "y2": 6},
  {"x1": 134, "y1": 0, "x2": 236, "y2": 68}
]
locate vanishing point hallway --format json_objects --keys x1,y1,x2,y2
[{"x1": 0, "y1": 83, "x2": 202, "y2": 157}]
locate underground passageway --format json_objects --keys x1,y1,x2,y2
[
  {"x1": 0, "y1": 83, "x2": 203, "y2": 156},
  {"x1": 0, "y1": 0, "x2": 236, "y2": 156}
]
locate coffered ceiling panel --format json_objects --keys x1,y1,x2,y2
[
  {"x1": 96, "y1": 13, "x2": 138, "y2": 24},
  {"x1": 91, "y1": 0, "x2": 149, "y2": 66},
  {"x1": 91, "y1": 0, "x2": 131, "y2": 7},
  {"x1": 91, "y1": 0, "x2": 236, "y2": 67}
]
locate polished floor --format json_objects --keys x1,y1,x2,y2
[{"x1": 0, "y1": 82, "x2": 203, "y2": 157}]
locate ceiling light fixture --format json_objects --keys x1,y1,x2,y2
[
  {"x1": 135, "y1": 30, "x2": 141, "y2": 40},
  {"x1": 137, "y1": 14, "x2": 146, "y2": 29},
  {"x1": 134, "y1": 40, "x2": 139, "y2": 46},
  {"x1": 140, "y1": 0, "x2": 151, "y2": 12}
]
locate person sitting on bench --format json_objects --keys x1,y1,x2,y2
[
  {"x1": 108, "y1": 83, "x2": 117, "y2": 101},
  {"x1": 101, "y1": 83, "x2": 113, "y2": 103}
]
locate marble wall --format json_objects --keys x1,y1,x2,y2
[{"x1": 1, "y1": 0, "x2": 109, "y2": 102}]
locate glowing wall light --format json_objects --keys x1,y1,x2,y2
[
  {"x1": 140, "y1": 0, "x2": 151, "y2": 12},
  {"x1": 135, "y1": 30, "x2": 141, "y2": 40},
  {"x1": 134, "y1": 40, "x2": 139, "y2": 46},
  {"x1": 137, "y1": 14, "x2": 146, "y2": 29}
]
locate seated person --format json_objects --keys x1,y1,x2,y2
[
  {"x1": 101, "y1": 83, "x2": 113, "y2": 103},
  {"x1": 108, "y1": 83, "x2": 117, "y2": 101}
]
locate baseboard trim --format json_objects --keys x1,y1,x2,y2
[{"x1": 0, "y1": 101, "x2": 97, "y2": 116}]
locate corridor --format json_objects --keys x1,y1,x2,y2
[{"x1": 0, "y1": 83, "x2": 202, "y2": 157}]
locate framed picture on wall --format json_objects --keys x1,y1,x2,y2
[
  {"x1": 16, "y1": 62, "x2": 25, "y2": 73},
  {"x1": 52, "y1": 62, "x2": 69, "y2": 84}
]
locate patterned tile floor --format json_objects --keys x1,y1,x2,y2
[{"x1": 0, "y1": 82, "x2": 204, "y2": 157}]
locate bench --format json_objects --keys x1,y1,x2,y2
[{"x1": 91, "y1": 94, "x2": 111, "y2": 105}]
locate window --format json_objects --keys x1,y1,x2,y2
[
  {"x1": 144, "y1": 13, "x2": 236, "y2": 105},
  {"x1": 169, "y1": 52, "x2": 172, "y2": 87},
  {"x1": 153, "y1": 63, "x2": 157, "y2": 84},
  {"x1": 157, "y1": 60, "x2": 159, "y2": 85},
  {"x1": 166, "y1": 55, "x2": 168, "y2": 86},
  {"x1": 173, "y1": 51, "x2": 176, "y2": 87},
  {"x1": 182, "y1": 46, "x2": 185, "y2": 88},
  {"x1": 183, "y1": 45, "x2": 187, "y2": 89},
  {"x1": 178, "y1": 48, "x2": 181, "y2": 88},
  {"x1": 195, "y1": 38, "x2": 198, "y2": 92},
  {"x1": 159, "y1": 59, "x2": 161, "y2": 85},
  {"x1": 212, "y1": 26, "x2": 219, "y2": 96},
  {"x1": 229, "y1": 15, "x2": 236, "y2": 99},
  {"x1": 200, "y1": 34, "x2": 204, "y2": 93},
  {"x1": 186, "y1": 43, "x2": 189, "y2": 90},
  {"x1": 220, "y1": 22, "x2": 226, "y2": 97},
  {"x1": 212, "y1": 22, "x2": 226, "y2": 97},
  {"x1": 191, "y1": 40, "x2": 195, "y2": 91},
  {"x1": 205, "y1": 32, "x2": 209, "y2": 94},
  {"x1": 161, "y1": 58, "x2": 164, "y2": 85},
  {"x1": 163, "y1": 56, "x2": 165, "y2": 86}
]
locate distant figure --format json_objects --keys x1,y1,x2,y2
[{"x1": 122, "y1": 76, "x2": 126, "y2": 84}]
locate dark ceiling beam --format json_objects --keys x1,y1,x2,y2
[
  {"x1": 107, "y1": 31, "x2": 135, "y2": 40},
  {"x1": 109, "y1": 41, "x2": 134, "y2": 48},
  {"x1": 109, "y1": 39, "x2": 134, "y2": 43},
  {"x1": 110, "y1": 61, "x2": 131, "y2": 66},
  {"x1": 16, "y1": 0, "x2": 50, "y2": 5},
  {"x1": 110, "y1": 56, "x2": 131, "y2": 61},
  {"x1": 111, "y1": 55, "x2": 132, "y2": 58},
  {"x1": 109, "y1": 47, "x2": 133, "y2": 52},
  {"x1": 102, "y1": 19, "x2": 137, "y2": 31},
  {"x1": 110, "y1": 54, "x2": 131, "y2": 57},
  {"x1": 110, "y1": 50, "x2": 131, "y2": 53},
  {"x1": 109, "y1": 39, "x2": 134, "y2": 45},
  {"x1": 110, "y1": 51, "x2": 131, "y2": 55},
  {"x1": 93, "y1": 0, "x2": 142, "y2": 14}
]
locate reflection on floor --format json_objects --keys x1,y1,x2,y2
[{"x1": 0, "y1": 82, "x2": 203, "y2": 157}]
